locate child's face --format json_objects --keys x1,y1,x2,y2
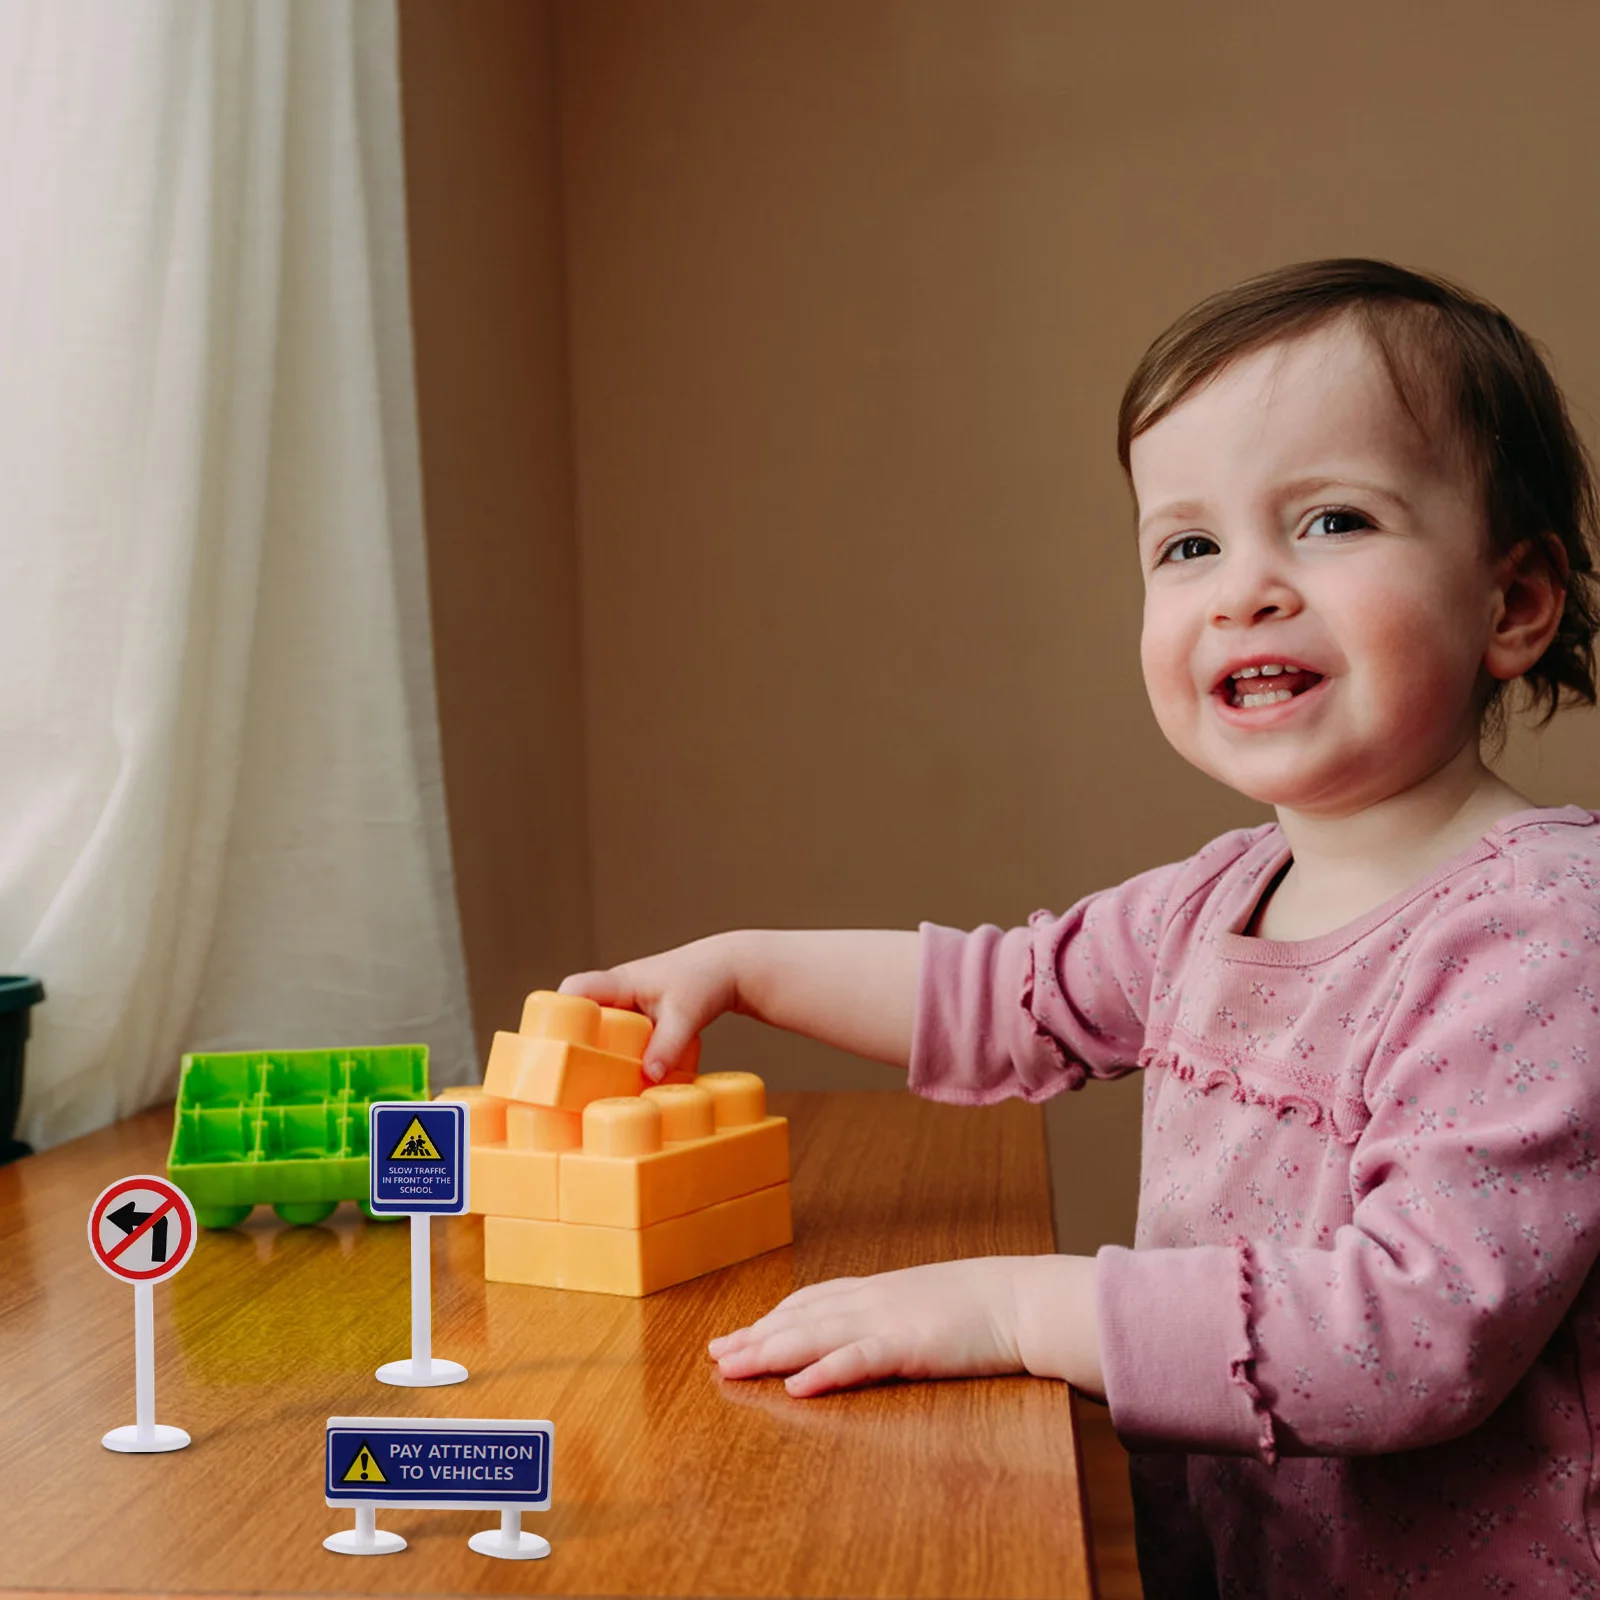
[{"x1": 1130, "y1": 320, "x2": 1499, "y2": 818}]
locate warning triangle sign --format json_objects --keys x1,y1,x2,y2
[
  {"x1": 389, "y1": 1116, "x2": 443, "y2": 1161},
  {"x1": 341, "y1": 1441, "x2": 388, "y2": 1484}
]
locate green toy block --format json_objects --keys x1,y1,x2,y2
[{"x1": 166, "y1": 1045, "x2": 429, "y2": 1228}]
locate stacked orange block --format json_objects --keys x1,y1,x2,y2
[{"x1": 436, "y1": 991, "x2": 792, "y2": 1296}]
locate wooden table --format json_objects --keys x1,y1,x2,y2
[{"x1": 0, "y1": 1091, "x2": 1090, "y2": 1598}]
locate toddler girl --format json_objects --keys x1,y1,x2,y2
[{"x1": 561, "y1": 259, "x2": 1600, "y2": 1598}]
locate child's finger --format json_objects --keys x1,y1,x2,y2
[
  {"x1": 713, "y1": 1316, "x2": 855, "y2": 1380},
  {"x1": 654, "y1": 1046, "x2": 700, "y2": 1085},
  {"x1": 713, "y1": 1324, "x2": 806, "y2": 1376},
  {"x1": 557, "y1": 969, "x2": 640, "y2": 1007},
  {"x1": 734, "y1": 1281, "x2": 864, "y2": 1342},
  {"x1": 784, "y1": 1337, "x2": 890, "y2": 1397},
  {"x1": 640, "y1": 1008, "x2": 699, "y2": 1082},
  {"x1": 708, "y1": 1286, "x2": 847, "y2": 1352}
]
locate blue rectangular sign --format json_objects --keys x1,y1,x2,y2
[
  {"x1": 326, "y1": 1417, "x2": 553, "y2": 1509},
  {"x1": 368, "y1": 1100, "x2": 468, "y2": 1215}
]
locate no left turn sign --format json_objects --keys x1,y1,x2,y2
[{"x1": 88, "y1": 1174, "x2": 198, "y2": 1286}]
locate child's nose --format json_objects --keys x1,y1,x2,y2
[{"x1": 1209, "y1": 550, "x2": 1301, "y2": 625}]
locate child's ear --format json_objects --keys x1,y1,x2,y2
[{"x1": 1483, "y1": 535, "x2": 1568, "y2": 682}]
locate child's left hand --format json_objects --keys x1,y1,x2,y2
[{"x1": 708, "y1": 1255, "x2": 1103, "y2": 1398}]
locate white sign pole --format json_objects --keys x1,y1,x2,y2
[
  {"x1": 133, "y1": 1282, "x2": 156, "y2": 1448},
  {"x1": 104, "y1": 1280, "x2": 188, "y2": 1452},
  {"x1": 380, "y1": 1212, "x2": 460, "y2": 1385},
  {"x1": 411, "y1": 1214, "x2": 432, "y2": 1379},
  {"x1": 327, "y1": 1503, "x2": 405, "y2": 1557}
]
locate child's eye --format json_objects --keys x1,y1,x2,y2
[
  {"x1": 1157, "y1": 534, "x2": 1219, "y2": 565},
  {"x1": 1305, "y1": 507, "x2": 1371, "y2": 538}
]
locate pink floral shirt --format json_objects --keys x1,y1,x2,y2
[{"x1": 911, "y1": 806, "x2": 1600, "y2": 1598}]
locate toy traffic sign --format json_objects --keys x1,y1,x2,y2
[
  {"x1": 367, "y1": 1100, "x2": 468, "y2": 1387},
  {"x1": 324, "y1": 1415, "x2": 554, "y2": 1559},
  {"x1": 368, "y1": 1101, "x2": 469, "y2": 1214},
  {"x1": 87, "y1": 1174, "x2": 198, "y2": 1452}
]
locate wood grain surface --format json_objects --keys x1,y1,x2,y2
[{"x1": 0, "y1": 1092, "x2": 1088, "y2": 1598}]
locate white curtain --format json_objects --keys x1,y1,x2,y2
[{"x1": 0, "y1": 0, "x2": 476, "y2": 1150}]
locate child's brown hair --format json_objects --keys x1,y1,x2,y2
[{"x1": 1117, "y1": 259, "x2": 1600, "y2": 752}]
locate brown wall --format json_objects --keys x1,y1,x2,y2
[
  {"x1": 399, "y1": 0, "x2": 595, "y2": 1043},
  {"x1": 404, "y1": 0, "x2": 1600, "y2": 1256}
]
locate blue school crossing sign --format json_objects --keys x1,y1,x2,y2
[{"x1": 368, "y1": 1101, "x2": 468, "y2": 1216}]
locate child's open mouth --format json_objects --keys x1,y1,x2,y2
[
  {"x1": 1228, "y1": 667, "x2": 1322, "y2": 707},
  {"x1": 1215, "y1": 664, "x2": 1326, "y2": 714}
]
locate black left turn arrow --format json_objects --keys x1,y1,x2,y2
[{"x1": 107, "y1": 1199, "x2": 169, "y2": 1263}]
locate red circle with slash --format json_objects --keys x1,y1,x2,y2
[{"x1": 87, "y1": 1174, "x2": 198, "y2": 1285}]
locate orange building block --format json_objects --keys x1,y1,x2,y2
[
  {"x1": 476, "y1": 992, "x2": 692, "y2": 1108},
  {"x1": 455, "y1": 1012, "x2": 786, "y2": 1295},
  {"x1": 481, "y1": 991, "x2": 703, "y2": 1111},
  {"x1": 433, "y1": 1085, "x2": 509, "y2": 1146},
  {"x1": 559, "y1": 1076, "x2": 789, "y2": 1228},
  {"x1": 507, "y1": 1101, "x2": 582, "y2": 1151},
  {"x1": 465, "y1": 1094, "x2": 583, "y2": 1221},
  {"x1": 483, "y1": 1029, "x2": 644, "y2": 1110},
  {"x1": 470, "y1": 1145, "x2": 559, "y2": 1221},
  {"x1": 484, "y1": 1180, "x2": 793, "y2": 1296}
]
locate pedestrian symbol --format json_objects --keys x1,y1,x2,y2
[
  {"x1": 388, "y1": 1117, "x2": 442, "y2": 1161},
  {"x1": 340, "y1": 1441, "x2": 388, "y2": 1484}
]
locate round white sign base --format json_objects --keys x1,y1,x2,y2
[
  {"x1": 375, "y1": 1356, "x2": 468, "y2": 1387},
  {"x1": 470, "y1": 1528, "x2": 551, "y2": 1560},
  {"x1": 324, "y1": 1528, "x2": 407, "y2": 1556},
  {"x1": 103, "y1": 1423, "x2": 190, "y2": 1453}
]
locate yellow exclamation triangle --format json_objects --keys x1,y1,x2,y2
[
  {"x1": 389, "y1": 1116, "x2": 443, "y2": 1161},
  {"x1": 340, "y1": 1441, "x2": 388, "y2": 1484}
]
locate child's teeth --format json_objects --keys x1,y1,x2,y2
[{"x1": 1239, "y1": 689, "x2": 1295, "y2": 707}]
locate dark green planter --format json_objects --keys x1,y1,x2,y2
[{"x1": 0, "y1": 977, "x2": 44, "y2": 1165}]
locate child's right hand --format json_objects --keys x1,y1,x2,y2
[
  {"x1": 559, "y1": 933, "x2": 740, "y2": 1082},
  {"x1": 562, "y1": 928, "x2": 920, "y2": 1081}
]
